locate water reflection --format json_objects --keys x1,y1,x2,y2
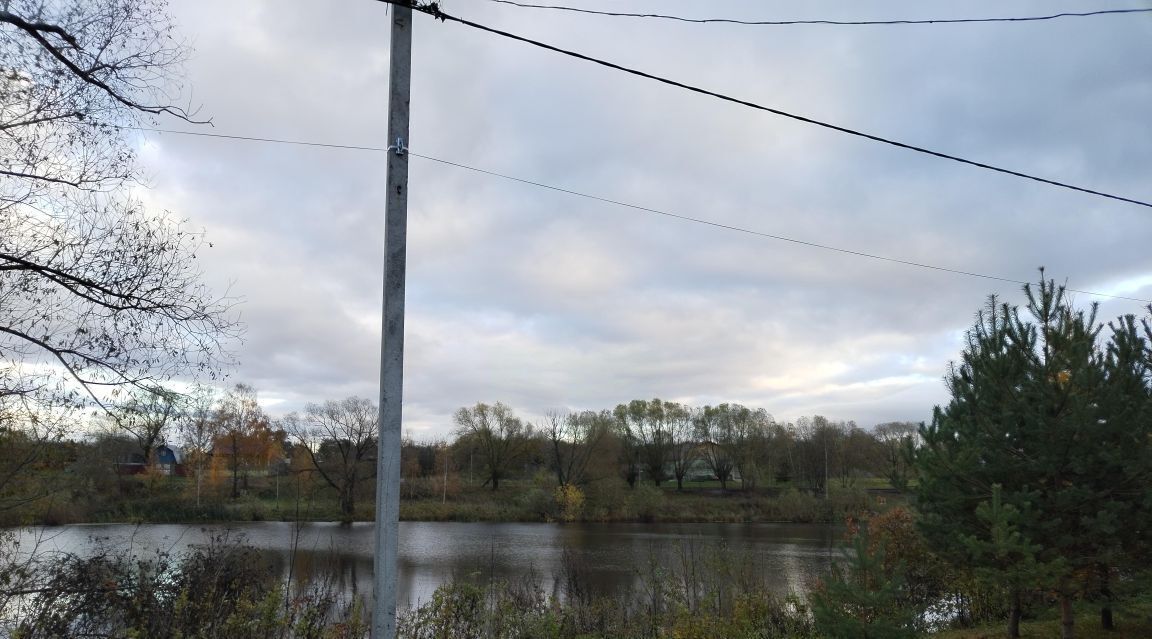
[{"x1": 11, "y1": 521, "x2": 839, "y2": 607}]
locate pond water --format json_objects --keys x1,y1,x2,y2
[{"x1": 10, "y1": 521, "x2": 840, "y2": 608}]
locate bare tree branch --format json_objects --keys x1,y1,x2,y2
[{"x1": 0, "y1": 10, "x2": 79, "y2": 47}]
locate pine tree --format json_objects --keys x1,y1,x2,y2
[
  {"x1": 812, "y1": 530, "x2": 919, "y2": 639},
  {"x1": 1090, "y1": 314, "x2": 1152, "y2": 630},
  {"x1": 914, "y1": 275, "x2": 1150, "y2": 639},
  {"x1": 959, "y1": 484, "x2": 1061, "y2": 638}
]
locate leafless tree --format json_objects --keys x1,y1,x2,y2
[
  {"x1": 115, "y1": 384, "x2": 181, "y2": 467},
  {"x1": 1, "y1": 0, "x2": 198, "y2": 202},
  {"x1": 544, "y1": 410, "x2": 610, "y2": 488},
  {"x1": 874, "y1": 421, "x2": 919, "y2": 489},
  {"x1": 663, "y1": 402, "x2": 698, "y2": 491},
  {"x1": 611, "y1": 421, "x2": 641, "y2": 489},
  {"x1": 694, "y1": 405, "x2": 735, "y2": 490},
  {"x1": 728, "y1": 405, "x2": 772, "y2": 490},
  {"x1": 178, "y1": 384, "x2": 218, "y2": 508},
  {"x1": 0, "y1": 392, "x2": 72, "y2": 514},
  {"x1": 790, "y1": 415, "x2": 841, "y2": 496},
  {"x1": 614, "y1": 399, "x2": 672, "y2": 486},
  {"x1": 453, "y1": 402, "x2": 532, "y2": 491},
  {"x1": 283, "y1": 397, "x2": 377, "y2": 522},
  {"x1": 1, "y1": 0, "x2": 236, "y2": 417}
]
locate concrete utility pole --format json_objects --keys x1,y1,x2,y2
[{"x1": 372, "y1": 3, "x2": 411, "y2": 638}]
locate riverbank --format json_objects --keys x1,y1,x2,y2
[
  {"x1": 20, "y1": 475, "x2": 894, "y2": 526},
  {"x1": 399, "y1": 481, "x2": 883, "y2": 524},
  {"x1": 5, "y1": 519, "x2": 1147, "y2": 638},
  {"x1": 8, "y1": 526, "x2": 1142, "y2": 639},
  {"x1": 401, "y1": 581, "x2": 1152, "y2": 639}
]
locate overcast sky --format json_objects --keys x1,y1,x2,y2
[{"x1": 131, "y1": 0, "x2": 1152, "y2": 438}]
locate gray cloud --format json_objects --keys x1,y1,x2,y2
[{"x1": 139, "y1": 0, "x2": 1152, "y2": 435}]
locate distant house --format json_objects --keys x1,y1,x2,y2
[
  {"x1": 154, "y1": 445, "x2": 184, "y2": 476},
  {"x1": 684, "y1": 457, "x2": 718, "y2": 483},
  {"x1": 115, "y1": 444, "x2": 186, "y2": 476},
  {"x1": 677, "y1": 457, "x2": 743, "y2": 483},
  {"x1": 675, "y1": 443, "x2": 743, "y2": 484}
]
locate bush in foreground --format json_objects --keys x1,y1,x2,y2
[{"x1": 2, "y1": 533, "x2": 365, "y2": 639}]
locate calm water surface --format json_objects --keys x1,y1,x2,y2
[{"x1": 12, "y1": 522, "x2": 839, "y2": 607}]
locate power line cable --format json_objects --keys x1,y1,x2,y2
[
  {"x1": 121, "y1": 125, "x2": 1152, "y2": 304},
  {"x1": 375, "y1": 0, "x2": 1152, "y2": 211},
  {"x1": 485, "y1": 1, "x2": 1152, "y2": 27},
  {"x1": 122, "y1": 126, "x2": 390, "y2": 153}
]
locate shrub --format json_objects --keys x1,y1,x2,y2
[
  {"x1": 400, "y1": 551, "x2": 816, "y2": 639},
  {"x1": 627, "y1": 484, "x2": 665, "y2": 522},
  {"x1": 398, "y1": 582, "x2": 485, "y2": 639},
  {"x1": 865, "y1": 507, "x2": 950, "y2": 610},
  {"x1": 554, "y1": 485, "x2": 585, "y2": 522},
  {"x1": 520, "y1": 487, "x2": 557, "y2": 521},
  {"x1": 582, "y1": 478, "x2": 628, "y2": 521},
  {"x1": 771, "y1": 489, "x2": 822, "y2": 523},
  {"x1": 828, "y1": 485, "x2": 870, "y2": 518},
  {"x1": 5, "y1": 534, "x2": 366, "y2": 638}
]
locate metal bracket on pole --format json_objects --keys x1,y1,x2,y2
[{"x1": 387, "y1": 137, "x2": 407, "y2": 156}]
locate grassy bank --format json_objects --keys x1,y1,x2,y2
[
  {"x1": 16, "y1": 473, "x2": 892, "y2": 526},
  {"x1": 934, "y1": 595, "x2": 1152, "y2": 639},
  {"x1": 398, "y1": 481, "x2": 880, "y2": 524}
]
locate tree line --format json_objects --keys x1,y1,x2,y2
[
  {"x1": 0, "y1": 376, "x2": 919, "y2": 525},
  {"x1": 451, "y1": 399, "x2": 916, "y2": 495}
]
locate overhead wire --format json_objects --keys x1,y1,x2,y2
[
  {"x1": 119, "y1": 125, "x2": 1152, "y2": 305},
  {"x1": 373, "y1": 0, "x2": 1152, "y2": 211},
  {"x1": 484, "y1": 1, "x2": 1152, "y2": 27}
]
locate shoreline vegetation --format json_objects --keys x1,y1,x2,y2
[
  {"x1": 3, "y1": 520, "x2": 1150, "y2": 638},
  {"x1": 10, "y1": 474, "x2": 891, "y2": 528},
  {"x1": 6, "y1": 394, "x2": 915, "y2": 530}
]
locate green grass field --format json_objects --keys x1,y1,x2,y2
[{"x1": 935, "y1": 596, "x2": 1152, "y2": 638}]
